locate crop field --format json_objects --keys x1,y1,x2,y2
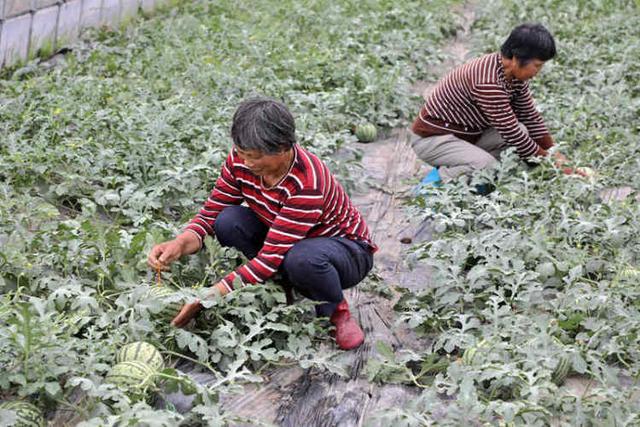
[{"x1": 0, "y1": 0, "x2": 639, "y2": 426}]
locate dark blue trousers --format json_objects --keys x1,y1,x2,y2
[{"x1": 214, "y1": 206, "x2": 374, "y2": 316}]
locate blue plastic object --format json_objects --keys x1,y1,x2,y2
[{"x1": 420, "y1": 167, "x2": 442, "y2": 187}]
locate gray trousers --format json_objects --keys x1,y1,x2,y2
[{"x1": 410, "y1": 123, "x2": 527, "y2": 182}]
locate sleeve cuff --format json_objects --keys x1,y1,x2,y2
[
  {"x1": 221, "y1": 271, "x2": 249, "y2": 293},
  {"x1": 535, "y1": 146, "x2": 549, "y2": 157},
  {"x1": 215, "y1": 280, "x2": 233, "y2": 296},
  {"x1": 535, "y1": 134, "x2": 554, "y2": 150},
  {"x1": 183, "y1": 228, "x2": 204, "y2": 250}
]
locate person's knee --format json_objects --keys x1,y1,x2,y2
[
  {"x1": 469, "y1": 152, "x2": 497, "y2": 171},
  {"x1": 213, "y1": 206, "x2": 244, "y2": 244},
  {"x1": 411, "y1": 135, "x2": 439, "y2": 163},
  {"x1": 517, "y1": 122, "x2": 528, "y2": 134},
  {"x1": 282, "y1": 244, "x2": 342, "y2": 302},
  {"x1": 282, "y1": 244, "x2": 320, "y2": 282}
]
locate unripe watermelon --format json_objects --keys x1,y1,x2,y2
[
  {"x1": 461, "y1": 347, "x2": 477, "y2": 365},
  {"x1": 0, "y1": 401, "x2": 44, "y2": 427},
  {"x1": 536, "y1": 262, "x2": 556, "y2": 279},
  {"x1": 552, "y1": 355, "x2": 572, "y2": 385},
  {"x1": 105, "y1": 360, "x2": 156, "y2": 398},
  {"x1": 64, "y1": 309, "x2": 94, "y2": 336},
  {"x1": 621, "y1": 267, "x2": 640, "y2": 279},
  {"x1": 462, "y1": 339, "x2": 489, "y2": 365},
  {"x1": 355, "y1": 123, "x2": 377, "y2": 143},
  {"x1": 488, "y1": 375, "x2": 525, "y2": 400},
  {"x1": 145, "y1": 286, "x2": 183, "y2": 321},
  {"x1": 585, "y1": 259, "x2": 606, "y2": 275},
  {"x1": 117, "y1": 341, "x2": 164, "y2": 370}
]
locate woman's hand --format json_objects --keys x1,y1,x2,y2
[
  {"x1": 171, "y1": 283, "x2": 225, "y2": 328},
  {"x1": 552, "y1": 151, "x2": 568, "y2": 168},
  {"x1": 171, "y1": 299, "x2": 203, "y2": 327},
  {"x1": 550, "y1": 152, "x2": 594, "y2": 177},
  {"x1": 147, "y1": 232, "x2": 201, "y2": 270}
]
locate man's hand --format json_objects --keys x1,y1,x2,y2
[
  {"x1": 147, "y1": 232, "x2": 201, "y2": 270},
  {"x1": 171, "y1": 283, "x2": 225, "y2": 328}
]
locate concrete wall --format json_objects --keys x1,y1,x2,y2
[{"x1": 0, "y1": 0, "x2": 172, "y2": 68}]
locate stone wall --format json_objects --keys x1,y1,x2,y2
[{"x1": 0, "y1": 0, "x2": 171, "y2": 68}]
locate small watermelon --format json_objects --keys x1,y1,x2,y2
[
  {"x1": 536, "y1": 262, "x2": 556, "y2": 280},
  {"x1": 461, "y1": 346, "x2": 477, "y2": 366},
  {"x1": 0, "y1": 401, "x2": 44, "y2": 427},
  {"x1": 621, "y1": 267, "x2": 640, "y2": 279},
  {"x1": 584, "y1": 259, "x2": 606, "y2": 275},
  {"x1": 487, "y1": 375, "x2": 525, "y2": 400},
  {"x1": 145, "y1": 286, "x2": 183, "y2": 321},
  {"x1": 64, "y1": 309, "x2": 94, "y2": 336},
  {"x1": 552, "y1": 355, "x2": 572, "y2": 385},
  {"x1": 117, "y1": 341, "x2": 164, "y2": 371},
  {"x1": 557, "y1": 312, "x2": 584, "y2": 332},
  {"x1": 355, "y1": 123, "x2": 377, "y2": 143},
  {"x1": 105, "y1": 360, "x2": 156, "y2": 399},
  {"x1": 462, "y1": 339, "x2": 489, "y2": 366}
]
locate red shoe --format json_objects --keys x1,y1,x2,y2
[{"x1": 330, "y1": 299, "x2": 364, "y2": 350}]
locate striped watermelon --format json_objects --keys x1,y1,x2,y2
[
  {"x1": 0, "y1": 401, "x2": 44, "y2": 427},
  {"x1": 117, "y1": 341, "x2": 164, "y2": 370},
  {"x1": 488, "y1": 375, "x2": 525, "y2": 400},
  {"x1": 621, "y1": 267, "x2": 640, "y2": 279},
  {"x1": 64, "y1": 309, "x2": 93, "y2": 336},
  {"x1": 355, "y1": 123, "x2": 377, "y2": 143},
  {"x1": 462, "y1": 346, "x2": 478, "y2": 365},
  {"x1": 462, "y1": 339, "x2": 489, "y2": 366},
  {"x1": 145, "y1": 286, "x2": 183, "y2": 321},
  {"x1": 105, "y1": 360, "x2": 156, "y2": 399},
  {"x1": 552, "y1": 355, "x2": 572, "y2": 385},
  {"x1": 536, "y1": 262, "x2": 556, "y2": 279}
]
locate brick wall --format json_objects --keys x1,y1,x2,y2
[{"x1": 0, "y1": 0, "x2": 172, "y2": 68}]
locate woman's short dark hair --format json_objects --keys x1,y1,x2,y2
[
  {"x1": 500, "y1": 23, "x2": 556, "y2": 64},
  {"x1": 230, "y1": 97, "x2": 296, "y2": 154}
]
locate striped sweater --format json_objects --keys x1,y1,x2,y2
[
  {"x1": 186, "y1": 144, "x2": 375, "y2": 293},
  {"x1": 412, "y1": 52, "x2": 554, "y2": 158}
]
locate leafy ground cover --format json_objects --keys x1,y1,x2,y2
[
  {"x1": 372, "y1": 0, "x2": 640, "y2": 425},
  {"x1": 0, "y1": 0, "x2": 461, "y2": 424}
]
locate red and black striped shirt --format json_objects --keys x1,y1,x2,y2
[
  {"x1": 185, "y1": 144, "x2": 375, "y2": 292},
  {"x1": 412, "y1": 52, "x2": 554, "y2": 157}
]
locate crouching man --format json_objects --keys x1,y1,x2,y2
[{"x1": 148, "y1": 97, "x2": 376, "y2": 350}]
